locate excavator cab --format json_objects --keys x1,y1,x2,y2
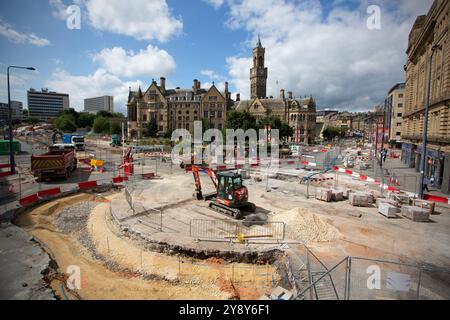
[{"x1": 216, "y1": 172, "x2": 247, "y2": 207}]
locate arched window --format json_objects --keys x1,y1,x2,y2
[
  {"x1": 300, "y1": 127, "x2": 305, "y2": 135},
  {"x1": 258, "y1": 56, "x2": 263, "y2": 66}
]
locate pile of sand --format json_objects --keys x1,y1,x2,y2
[{"x1": 271, "y1": 208, "x2": 340, "y2": 243}]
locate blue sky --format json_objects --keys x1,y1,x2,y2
[{"x1": 0, "y1": 0, "x2": 433, "y2": 114}]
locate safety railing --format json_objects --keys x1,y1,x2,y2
[{"x1": 190, "y1": 219, "x2": 285, "y2": 242}]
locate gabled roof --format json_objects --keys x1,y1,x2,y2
[{"x1": 255, "y1": 98, "x2": 285, "y2": 110}]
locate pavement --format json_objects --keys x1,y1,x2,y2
[
  {"x1": 0, "y1": 223, "x2": 55, "y2": 300},
  {"x1": 357, "y1": 156, "x2": 450, "y2": 200}
]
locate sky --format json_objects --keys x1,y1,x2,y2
[{"x1": 0, "y1": 0, "x2": 434, "y2": 115}]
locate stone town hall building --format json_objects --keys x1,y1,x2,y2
[{"x1": 127, "y1": 37, "x2": 316, "y2": 143}]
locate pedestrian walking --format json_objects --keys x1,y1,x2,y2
[{"x1": 423, "y1": 178, "x2": 430, "y2": 193}]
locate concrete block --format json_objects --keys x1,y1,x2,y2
[
  {"x1": 376, "y1": 198, "x2": 399, "y2": 208},
  {"x1": 411, "y1": 199, "x2": 435, "y2": 215},
  {"x1": 378, "y1": 202, "x2": 400, "y2": 218},
  {"x1": 401, "y1": 206, "x2": 430, "y2": 222},
  {"x1": 349, "y1": 192, "x2": 371, "y2": 207},
  {"x1": 315, "y1": 188, "x2": 332, "y2": 202},
  {"x1": 388, "y1": 192, "x2": 411, "y2": 205},
  {"x1": 331, "y1": 189, "x2": 344, "y2": 202},
  {"x1": 338, "y1": 188, "x2": 352, "y2": 199}
]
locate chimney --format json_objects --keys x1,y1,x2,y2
[
  {"x1": 225, "y1": 82, "x2": 229, "y2": 99},
  {"x1": 236, "y1": 93, "x2": 241, "y2": 101},
  {"x1": 288, "y1": 91, "x2": 293, "y2": 99},
  {"x1": 280, "y1": 89, "x2": 285, "y2": 99},
  {"x1": 193, "y1": 79, "x2": 200, "y2": 93},
  {"x1": 160, "y1": 77, "x2": 166, "y2": 93}
]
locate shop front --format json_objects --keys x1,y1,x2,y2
[
  {"x1": 401, "y1": 143, "x2": 416, "y2": 168},
  {"x1": 415, "y1": 146, "x2": 444, "y2": 189}
]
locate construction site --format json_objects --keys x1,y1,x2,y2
[{"x1": 1, "y1": 136, "x2": 450, "y2": 301}]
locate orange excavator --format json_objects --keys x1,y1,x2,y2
[{"x1": 191, "y1": 166, "x2": 256, "y2": 219}]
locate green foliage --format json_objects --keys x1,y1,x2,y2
[
  {"x1": 110, "y1": 122, "x2": 122, "y2": 135},
  {"x1": 77, "y1": 113, "x2": 95, "y2": 128},
  {"x1": 144, "y1": 117, "x2": 158, "y2": 138},
  {"x1": 322, "y1": 127, "x2": 345, "y2": 141},
  {"x1": 23, "y1": 116, "x2": 40, "y2": 125},
  {"x1": 257, "y1": 116, "x2": 294, "y2": 140},
  {"x1": 93, "y1": 116, "x2": 111, "y2": 134},
  {"x1": 96, "y1": 110, "x2": 114, "y2": 118},
  {"x1": 225, "y1": 111, "x2": 257, "y2": 131},
  {"x1": 55, "y1": 115, "x2": 77, "y2": 132}
]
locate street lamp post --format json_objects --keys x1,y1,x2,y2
[
  {"x1": 7, "y1": 66, "x2": 36, "y2": 174},
  {"x1": 418, "y1": 44, "x2": 441, "y2": 199}
]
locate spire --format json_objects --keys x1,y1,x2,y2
[
  {"x1": 137, "y1": 86, "x2": 143, "y2": 99},
  {"x1": 257, "y1": 33, "x2": 262, "y2": 48}
]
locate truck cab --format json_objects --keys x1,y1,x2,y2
[{"x1": 63, "y1": 134, "x2": 85, "y2": 151}]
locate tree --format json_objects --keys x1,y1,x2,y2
[
  {"x1": 77, "y1": 113, "x2": 95, "y2": 128},
  {"x1": 144, "y1": 117, "x2": 158, "y2": 138},
  {"x1": 96, "y1": 110, "x2": 114, "y2": 118},
  {"x1": 55, "y1": 115, "x2": 77, "y2": 132},
  {"x1": 110, "y1": 122, "x2": 122, "y2": 135},
  {"x1": 24, "y1": 116, "x2": 39, "y2": 124},
  {"x1": 322, "y1": 127, "x2": 341, "y2": 141},
  {"x1": 93, "y1": 116, "x2": 111, "y2": 134},
  {"x1": 225, "y1": 111, "x2": 257, "y2": 131},
  {"x1": 257, "y1": 116, "x2": 293, "y2": 140}
]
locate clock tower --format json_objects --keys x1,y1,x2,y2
[{"x1": 250, "y1": 35, "x2": 268, "y2": 99}]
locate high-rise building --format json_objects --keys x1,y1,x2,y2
[
  {"x1": 385, "y1": 83, "x2": 405, "y2": 145},
  {"x1": 27, "y1": 89, "x2": 69, "y2": 121},
  {"x1": 0, "y1": 101, "x2": 23, "y2": 123},
  {"x1": 84, "y1": 96, "x2": 114, "y2": 114}
]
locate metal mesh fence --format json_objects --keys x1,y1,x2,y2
[{"x1": 190, "y1": 219, "x2": 285, "y2": 241}]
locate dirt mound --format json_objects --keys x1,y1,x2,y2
[{"x1": 271, "y1": 208, "x2": 340, "y2": 243}]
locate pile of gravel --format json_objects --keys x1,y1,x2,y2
[{"x1": 54, "y1": 201, "x2": 95, "y2": 234}]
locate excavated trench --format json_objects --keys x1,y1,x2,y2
[{"x1": 12, "y1": 190, "x2": 289, "y2": 300}]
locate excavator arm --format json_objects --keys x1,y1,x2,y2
[{"x1": 192, "y1": 166, "x2": 218, "y2": 200}]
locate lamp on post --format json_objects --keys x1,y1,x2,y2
[
  {"x1": 7, "y1": 65, "x2": 36, "y2": 174},
  {"x1": 418, "y1": 44, "x2": 441, "y2": 199}
]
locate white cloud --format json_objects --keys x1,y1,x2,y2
[
  {"x1": 45, "y1": 68, "x2": 143, "y2": 114},
  {"x1": 49, "y1": 0, "x2": 182, "y2": 42},
  {"x1": 0, "y1": 19, "x2": 50, "y2": 47},
  {"x1": 87, "y1": 0, "x2": 182, "y2": 42},
  {"x1": 209, "y1": 0, "x2": 433, "y2": 111},
  {"x1": 92, "y1": 45, "x2": 176, "y2": 78},
  {"x1": 204, "y1": 0, "x2": 225, "y2": 9}
]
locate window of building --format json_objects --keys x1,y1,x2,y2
[
  {"x1": 398, "y1": 103, "x2": 403, "y2": 108},
  {"x1": 143, "y1": 114, "x2": 147, "y2": 122},
  {"x1": 209, "y1": 96, "x2": 218, "y2": 101},
  {"x1": 398, "y1": 94, "x2": 404, "y2": 98},
  {"x1": 186, "y1": 123, "x2": 190, "y2": 130},
  {"x1": 178, "y1": 110, "x2": 182, "y2": 115},
  {"x1": 218, "y1": 123, "x2": 222, "y2": 130},
  {"x1": 210, "y1": 111, "x2": 215, "y2": 118},
  {"x1": 396, "y1": 132, "x2": 401, "y2": 136},
  {"x1": 397, "y1": 113, "x2": 402, "y2": 117},
  {"x1": 218, "y1": 111, "x2": 222, "y2": 119},
  {"x1": 178, "y1": 116, "x2": 182, "y2": 121},
  {"x1": 186, "y1": 116, "x2": 190, "y2": 121}
]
